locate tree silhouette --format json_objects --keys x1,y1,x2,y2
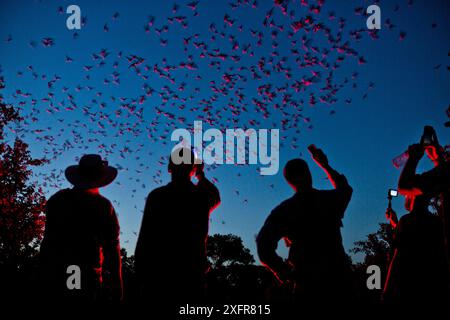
[
  {"x1": 351, "y1": 223, "x2": 394, "y2": 268},
  {"x1": 0, "y1": 76, "x2": 47, "y2": 299},
  {"x1": 207, "y1": 233, "x2": 255, "y2": 269},
  {"x1": 350, "y1": 222, "x2": 394, "y2": 303},
  {"x1": 206, "y1": 233, "x2": 273, "y2": 302},
  {"x1": 120, "y1": 248, "x2": 137, "y2": 304}
]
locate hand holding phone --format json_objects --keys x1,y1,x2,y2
[
  {"x1": 308, "y1": 144, "x2": 329, "y2": 168},
  {"x1": 420, "y1": 125, "x2": 436, "y2": 146},
  {"x1": 195, "y1": 162, "x2": 205, "y2": 179},
  {"x1": 385, "y1": 208, "x2": 398, "y2": 228}
]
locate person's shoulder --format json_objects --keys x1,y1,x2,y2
[
  {"x1": 93, "y1": 192, "x2": 114, "y2": 207},
  {"x1": 272, "y1": 194, "x2": 297, "y2": 215},
  {"x1": 47, "y1": 188, "x2": 72, "y2": 202},
  {"x1": 422, "y1": 161, "x2": 450, "y2": 176},
  {"x1": 398, "y1": 211, "x2": 423, "y2": 230},
  {"x1": 399, "y1": 211, "x2": 441, "y2": 226},
  {"x1": 398, "y1": 213, "x2": 412, "y2": 224},
  {"x1": 414, "y1": 212, "x2": 444, "y2": 231},
  {"x1": 151, "y1": 185, "x2": 170, "y2": 195},
  {"x1": 147, "y1": 185, "x2": 170, "y2": 199}
]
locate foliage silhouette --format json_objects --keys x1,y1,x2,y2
[
  {"x1": 351, "y1": 223, "x2": 394, "y2": 303},
  {"x1": 0, "y1": 76, "x2": 47, "y2": 301},
  {"x1": 207, "y1": 233, "x2": 255, "y2": 269}
]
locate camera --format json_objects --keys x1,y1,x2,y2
[
  {"x1": 389, "y1": 189, "x2": 398, "y2": 197},
  {"x1": 387, "y1": 189, "x2": 398, "y2": 210}
]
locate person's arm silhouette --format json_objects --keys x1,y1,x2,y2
[
  {"x1": 135, "y1": 191, "x2": 154, "y2": 284},
  {"x1": 308, "y1": 144, "x2": 350, "y2": 190},
  {"x1": 256, "y1": 208, "x2": 293, "y2": 285},
  {"x1": 386, "y1": 208, "x2": 398, "y2": 229},
  {"x1": 195, "y1": 162, "x2": 221, "y2": 211},
  {"x1": 399, "y1": 143, "x2": 449, "y2": 199},
  {"x1": 101, "y1": 205, "x2": 123, "y2": 302},
  {"x1": 308, "y1": 144, "x2": 353, "y2": 215},
  {"x1": 398, "y1": 143, "x2": 424, "y2": 197}
]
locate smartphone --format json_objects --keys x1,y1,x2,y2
[{"x1": 421, "y1": 126, "x2": 435, "y2": 146}]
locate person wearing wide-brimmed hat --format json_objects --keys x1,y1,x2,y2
[{"x1": 40, "y1": 154, "x2": 123, "y2": 303}]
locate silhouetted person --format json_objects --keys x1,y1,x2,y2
[
  {"x1": 383, "y1": 195, "x2": 448, "y2": 304},
  {"x1": 40, "y1": 154, "x2": 123, "y2": 304},
  {"x1": 257, "y1": 145, "x2": 353, "y2": 303},
  {"x1": 398, "y1": 136, "x2": 450, "y2": 266},
  {"x1": 135, "y1": 147, "x2": 220, "y2": 304}
]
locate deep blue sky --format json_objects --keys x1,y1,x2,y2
[{"x1": 0, "y1": 0, "x2": 448, "y2": 262}]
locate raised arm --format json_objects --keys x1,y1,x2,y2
[
  {"x1": 308, "y1": 145, "x2": 352, "y2": 219},
  {"x1": 398, "y1": 144, "x2": 424, "y2": 196},
  {"x1": 308, "y1": 144, "x2": 352, "y2": 191},
  {"x1": 195, "y1": 163, "x2": 221, "y2": 211}
]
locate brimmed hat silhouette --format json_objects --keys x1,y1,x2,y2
[{"x1": 65, "y1": 154, "x2": 117, "y2": 189}]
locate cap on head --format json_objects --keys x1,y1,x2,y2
[{"x1": 283, "y1": 158, "x2": 312, "y2": 191}]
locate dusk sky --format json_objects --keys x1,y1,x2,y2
[{"x1": 0, "y1": 0, "x2": 448, "y2": 261}]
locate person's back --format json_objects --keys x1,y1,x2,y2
[
  {"x1": 383, "y1": 193, "x2": 448, "y2": 304},
  {"x1": 392, "y1": 210, "x2": 447, "y2": 301},
  {"x1": 143, "y1": 181, "x2": 214, "y2": 288},
  {"x1": 42, "y1": 189, "x2": 117, "y2": 276},
  {"x1": 135, "y1": 148, "x2": 220, "y2": 303},
  {"x1": 257, "y1": 146, "x2": 353, "y2": 303},
  {"x1": 39, "y1": 154, "x2": 122, "y2": 303},
  {"x1": 281, "y1": 189, "x2": 350, "y2": 282}
]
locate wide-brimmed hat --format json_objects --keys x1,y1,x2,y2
[{"x1": 65, "y1": 154, "x2": 117, "y2": 189}]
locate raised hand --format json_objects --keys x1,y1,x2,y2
[
  {"x1": 308, "y1": 144, "x2": 329, "y2": 168},
  {"x1": 407, "y1": 143, "x2": 424, "y2": 161},
  {"x1": 385, "y1": 208, "x2": 398, "y2": 228},
  {"x1": 195, "y1": 162, "x2": 205, "y2": 179}
]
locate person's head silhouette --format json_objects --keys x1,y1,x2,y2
[
  {"x1": 404, "y1": 194, "x2": 429, "y2": 212},
  {"x1": 283, "y1": 158, "x2": 313, "y2": 192},
  {"x1": 65, "y1": 154, "x2": 117, "y2": 193},
  {"x1": 168, "y1": 147, "x2": 197, "y2": 182}
]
